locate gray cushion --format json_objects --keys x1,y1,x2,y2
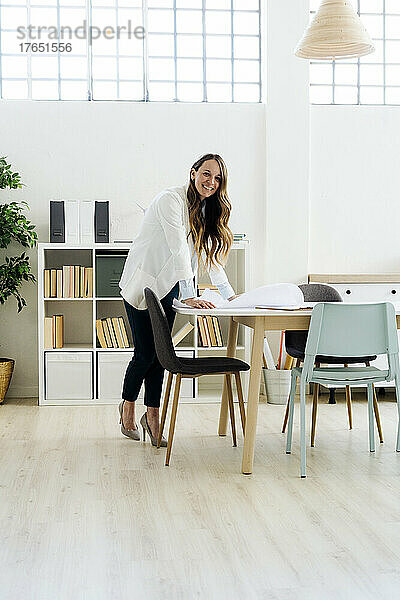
[{"x1": 179, "y1": 356, "x2": 250, "y2": 375}]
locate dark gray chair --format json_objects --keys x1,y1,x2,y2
[
  {"x1": 144, "y1": 287, "x2": 250, "y2": 466},
  {"x1": 282, "y1": 283, "x2": 383, "y2": 446}
]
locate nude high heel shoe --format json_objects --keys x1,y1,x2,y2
[
  {"x1": 119, "y1": 401, "x2": 140, "y2": 441},
  {"x1": 140, "y1": 413, "x2": 167, "y2": 447}
]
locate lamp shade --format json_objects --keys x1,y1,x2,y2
[{"x1": 295, "y1": 0, "x2": 375, "y2": 60}]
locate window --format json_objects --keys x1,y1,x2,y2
[
  {"x1": 0, "y1": 0, "x2": 262, "y2": 102},
  {"x1": 310, "y1": 0, "x2": 400, "y2": 105}
]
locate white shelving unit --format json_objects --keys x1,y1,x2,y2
[{"x1": 38, "y1": 242, "x2": 250, "y2": 405}]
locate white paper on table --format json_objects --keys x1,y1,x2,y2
[{"x1": 173, "y1": 283, "x2": 311, "y2": 310}]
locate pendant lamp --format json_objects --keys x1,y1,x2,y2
[{"x1": 295, "y1": 0, "x2": 375, "y2": 60}]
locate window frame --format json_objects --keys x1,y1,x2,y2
[{"x1": 0, "y1": 0, "x2": 262, "y2": 103}]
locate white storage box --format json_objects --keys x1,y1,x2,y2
[
  {"x1": 45, "y1": 352, "x2": 93, "y2": 400},
  {"x1": 97, "y1": 350, "x2": 195, "y2": 401}
]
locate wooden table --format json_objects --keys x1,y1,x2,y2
[{"x1": 176, "y1": 305, "x2": 400, "y2": 475}]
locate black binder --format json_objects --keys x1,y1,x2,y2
[
  {"x1": 95, "y1": 201, "x2": 109, "y2": 243},
  {"x1": 50, "y1": 201, "x2": 65, "y2": 243}
]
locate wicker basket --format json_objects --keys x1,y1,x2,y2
[{"x1": 0, "y1": 358, "x2": 15, "y2": 403}]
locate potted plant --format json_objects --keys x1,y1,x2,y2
[{"x1": 0, "y1": 157, "x2": 38, "y2": 403}]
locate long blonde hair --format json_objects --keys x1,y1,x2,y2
[{"x1": 187, "y1": 154, "x2": 233, "y2": 270}]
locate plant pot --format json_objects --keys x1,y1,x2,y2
[
  {"x1": 0, "y1": 358, "x2": 15, "y2": 403},
  {"x1": 262, "y1": 368, "x2": 291, "y2": 405}
]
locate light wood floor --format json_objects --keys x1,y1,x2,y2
[{"x1": 1, "y1": 392, "x2": 400, "y2": 600}]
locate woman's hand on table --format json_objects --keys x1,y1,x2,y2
[{"x1": 182, "y1": 297, "x2": 216, "y2": 309}]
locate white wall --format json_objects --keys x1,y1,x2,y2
[
  {"x1": 0, "y1": 101, "x2": 266, "y2": 397},
  {"x1": 309, "y1": 106, "x2": 400, "y2": 273},
  {"x1": 264, "y1": 0, "x2": 310, "y2": 284}
]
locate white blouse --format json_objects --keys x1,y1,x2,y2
[{"x1": 119, "y1": 184, "x2": 234, "y2": 310}]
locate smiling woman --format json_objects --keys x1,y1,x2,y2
[{"x1": 118, "y1": 153, "x2": 237, "y2": 444}]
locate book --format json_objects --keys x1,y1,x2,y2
[
  {"x1": 44, "y1": 270, "x2": 50, "y2": 298},
  {"x1": 202, "y1": 316, "x2": 212, "y2": 347},
  {"x1": 212, "y1": 316, "x2": 223, "y2": 347},
  {"x1": 44, "y1": 317, "x2": 53, "y2": 349},
  {"x1": 52, "y1": 314, "x2": 64, "y2": 348},
  {"x1": 56, "y1": 269, "x2": 62, "y2": 298},
  {"x1": 106, "y1": 317, "x2": 118, "y2": 348},
  {"x1": 112, "y1": 317, "x2": 124, "y2": 348},
  {"x1": 172, "y1": 322, "x2": 194, "y2": 347},
  {"x1": 96, "y1": 319, "x2": 107, "y2": 348},
  {"x1": 102, "y1": 319, "x2": 112, "y2": 347},
  {"x1": 50, "y1": 269, "x2": 57, "y2": 297},
  {"x1": 197, "y1": 316, "x2": 207, "y2": 347},
  {"x1": 206, "y1": 316, "x2": 217, "y2": 346},
  {"x1": 85, "y1": 267, "x2": 93, "y2": 297},
  {"x1": 118, "y1": 317, "x2": 130, "y2": 348},
  {"x1": 62, "y1": 265, "x2": 70, "y2": 297},
  {"x1": 114, "y1": 318, "x2": 126, "y2": 348},
  {"x1": 74, "y1": 265, "x2": 80, "y2": 297},
  {"x1": 80, "y1": 267, "x2": 85, "y2": 298}
]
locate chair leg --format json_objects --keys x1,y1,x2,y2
[
  {"x1": 372, "y1": 386, "x2": 383, "y2": 444},
  {"x1": 343, "y1": 363, "x2": 353, "y2": 430},
  {"x1": 395, "y1": 374, "x2": 400, "y2": 452},
  {"x1": 345, "y1": 386, "x2": 353, "y2": 429},
  {"x1": 158, "y1": 371, "x2": 173, "y2": 448},
  {"x1": 300, "y1": 377, "x2": 307, "y2": 478},
  {"x1": 286, "y1": 372, "x2": 297, "y2": 454},
  {"x1": 366, "y1": 361, "x2": 383, "y2": 443},
  {"x1": 282, "y1": 397, "x2": 290, "y2": 434},
  {"x1": 311, "y1": 384, "x2": 320, "y2": 447},
  {"x1": 310, "y1": 362, "x2": 320, "y2": 447},
  {"x1": 282, "y1": 358, "x2": 301, "y2": 434},
  {"x1": 367, "y1": 382, "x2": 375, "y2": 453},
  {"x1": 234, "y1": 372, "x2": 246, "y2": 435},
  {"x1": 226, "y1": 375, "x2": 237, "y2": 447},
  {"x1": 165, "y1": 373, "x2": 182, "y2": 466}
]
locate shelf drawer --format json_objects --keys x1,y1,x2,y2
[
  {"x1": 331, "y1": 283, "x2": 400, "y2": 303},
  {"x1": 97, "y1": 350, "x2": 195, "y2": 400},
  {"x1": 45, "y1": 352, "x2": 93, "y2": 400}
]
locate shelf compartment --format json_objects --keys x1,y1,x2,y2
[
  {"x1": 44, "y1": 300, "x2": 93, "y2": 348},
  {"x1": 44, "y1": 248, "x2": 93, "y2": 270},
  {"x1": 96, "y1": 299, "x2": 133, "y2": 348}
]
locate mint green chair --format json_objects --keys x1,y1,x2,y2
[{"x1": 285, "y1": 302, "x2": 400, "y2": 478}]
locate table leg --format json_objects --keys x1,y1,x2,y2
[
  {"x1": 241, "y1": 320, "x2": 265, "y2": 474},
  {"x1": 218, "y1": 317, "x2": 239, "y2": 436}
]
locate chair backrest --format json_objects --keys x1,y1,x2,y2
[
  {"x1": 303, "y1": 302, "x2": 399, "y2": 381},
  {"x1": 144, "y1": 287, "x2": 182, "y2": 373},
  {"x1": 285, "y1": 284, "x2": 342, "y2": 353}
]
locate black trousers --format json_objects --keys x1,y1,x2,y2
[{"x1": 122, "y1": 282, "x2": 179, "y2": 408}]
